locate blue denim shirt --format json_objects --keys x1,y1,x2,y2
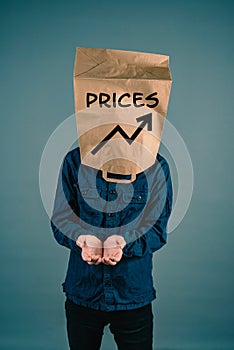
[{"x1": 51, "y1": 147, "x2": 173, "y2": 311}]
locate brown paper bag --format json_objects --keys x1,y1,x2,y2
[{"x1": 74, "y1": 47, "x2": 172, "y2": 183}]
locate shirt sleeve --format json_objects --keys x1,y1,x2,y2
[
  {"x1": 122, "y1": 158, "x2": 173, "y2": 258},
  {"x1": 50, "y1": 155, "x2": 93, "y2": 252}
]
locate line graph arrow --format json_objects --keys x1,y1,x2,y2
[{"x1": 91, "y1": 113, "x2": 152, "y2": 155}]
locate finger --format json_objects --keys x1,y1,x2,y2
[
  {"x1": 81, "y1": 252, "x2": 92, "y2": 262},
  {"x1": 94, "y1": 257, "x2": 102, "y2": 265},
  {"x1": 116, "y1": 239, "x2": 125, "y2": 249},
  {"x1": 103, "y1": 253, "x2": 119, "y2": 262},
  {"x1": 90, "y1": 255, "x2": 101, "y2": 263},
  {"x1": 105, "y1": 252, "x2": 122, "y2": 263},
  {"x1": 101, "y1": 257, "x2": 109, "y2": 265},
  {"x1": 102, "y1": 257, "x2": 117, "y2": 266},
  {"x1": 105, "y1": 250, "x2": 122, "y2": 259},
  {"x1": 112, "y1": 255, "x2": 121, "y2": 262},
  {"x1": 76, "y1": 241, "x2": 85, "y2": 248},
  {"x1": 110, "y1": 255, "x2": 121, "y2": 262}
]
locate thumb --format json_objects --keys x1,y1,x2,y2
[
  {"x1": 76, "y1": 235, "x2": 86, "y2": 248},
  {"x1": 116, "y1": 237, "x2": 126, "y2": 249}
]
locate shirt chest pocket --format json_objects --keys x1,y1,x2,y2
[
  {"x1": 123, "y1": 190, "x2": 149, "y2": 204},
  {"x1": 74, "y1": 185, "x2": 105, "y2": 224},
  {"x1": 120, "y1": 190, "x2": 149, "y2": 223},
  {"x1": 77, "y1": 186, "x2": 101, "y2": 211}
]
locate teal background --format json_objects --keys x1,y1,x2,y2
[{"x1": 1, "y1": 0, "x2": 233, "y2": 349}]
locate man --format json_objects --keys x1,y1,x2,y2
[
  {"x1": 51, "y1": 47, "x2": 173, "y2": 349},
  {"x1": 51, "y1": 145, "x2": 173, "y2": 350}
]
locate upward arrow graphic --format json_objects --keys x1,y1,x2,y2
[{"x1": 91, "y1": 113, "x2": 152, "y2": 155}]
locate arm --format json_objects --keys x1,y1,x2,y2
[
  {"x1": 50, "y1": 154, "x2": 96, "y2": 252},
  {"x1": 121, "y1": 158, "x2": 173, "y2": 258}
]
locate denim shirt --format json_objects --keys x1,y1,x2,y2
[{"x1": 51, "y1": 147, "x2": 173, "y2": 311}]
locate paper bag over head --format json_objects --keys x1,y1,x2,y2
[{"x1": 74, "y1": 47, "x2": 172, "y2": 183}]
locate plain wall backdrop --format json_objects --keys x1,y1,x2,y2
[{"x1": 0, "y1": 1, "x2": 233, "y2": 349}]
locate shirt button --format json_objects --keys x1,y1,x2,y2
[
  {"x1": 105, "y1": 281, "x2": 111, "y2": 287},
  {"x1": 109, "y1": 190, "x2": 116, "y2": 194},
  {"x1": 137, "y1": 195, "x2": 142, "y2": 200},
  {"x1": 108, "y1": 213, "x2": 114, "y2": 217}
]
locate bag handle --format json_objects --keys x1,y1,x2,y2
[{"x1": 102, "y1": 171, "x2": 136, "y2": 184}]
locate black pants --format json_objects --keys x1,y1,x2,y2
[{"x1": 65, "y1": 297, "x2": 153, "y2": 350}]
